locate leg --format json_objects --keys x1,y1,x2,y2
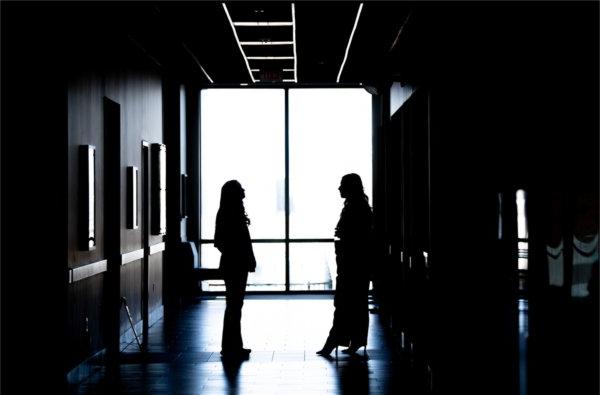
[
  {"x1": 346, "y1": 276, "x2": 370, "y2": 353},
  {"x1": 317, "y1": 276, "x2": 350, "y2": 357},
  {"x1": 222, "y1": 271, "x2": 248, "y2": 353}
]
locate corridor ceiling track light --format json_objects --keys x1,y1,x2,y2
[
  {"x1": 222, "y1": 2, "x2": 255, "y2": 83},
  {"x1": 292, "y1": 3, "x2": 297, "y2": 82},
  {"x1": 233, "y1": 21, "x2": 293, "y2": 27},
  {"x1": 182, "y1": 42, "x2": 214, "y2": 83},
  {"x1": 240, "y1": 41, "x2": 294, "y2": 45},
  {"x1": 223, "y1": 2, "x2": 297, "y2": 83},
  {"x1": 337, "y1": 3, "x2": 363, "y2": 83},
  {"x1": 247, "y1": 56, "x2": 294, "y2": 60}
]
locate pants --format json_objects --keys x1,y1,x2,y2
[
  {"x1": 221, "y1": 270, "x2": 249, "y2": 352},
  {"x1": 326, "y1": 254, "x2": 370, "y2": 348}
]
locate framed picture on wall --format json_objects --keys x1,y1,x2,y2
[
  {"x1": 79, "y1": 145, "x2": 96, "y2": 250},
  {"x1": 151, "y1": 143, "x2": 167, "y2": 235}
]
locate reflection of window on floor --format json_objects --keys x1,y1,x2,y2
[
  {"x1": 199, "y1": 88, "x2": 372, "y2": 292},
  {"x1": 571, "y1": 193, "x2": 599, "y2": 298},
  {"x1": 571, "y1": 233, "x2": 598, "y2": 297},
  {"x1": 516, "y1": 189, "x2": 528, "y2": 292}
]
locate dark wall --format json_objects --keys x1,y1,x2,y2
[
  {"x1": 66, "y1": 23, "x2": 165, "y2": 373},
  {"x1": 381, "y1": 2, "x2": 598, "y2": 394},
  {"x1": 2, "y1": 3, "x2": 171, "y2": 390},
  {"x1": 2, "y1": 3, "x2": 70, "y2": 392}
]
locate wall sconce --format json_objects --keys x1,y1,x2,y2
[
  {"x1": 79, "y1": 145, "x2": 96, "y2": 250},
  {"x1": 181, "y1": 174, "x2": 188, "y2": 219},
  {"x1": 127, "y1": 166, "x2": 138, "y2": 229},
  {"x1": 151, "y1": 143, "x2": 167, "y2": 235}
]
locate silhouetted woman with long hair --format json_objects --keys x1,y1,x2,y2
[
  {"x1": 215, "y1": 180, "x2": 256, "y2": 359},
  {"x1": 317, "y1": 173, "x2": 373, "y2": 357}
]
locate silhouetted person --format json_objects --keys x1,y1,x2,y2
[
  {"x1": 214, "y1": 180, "x2": 256, "y2": 359},
  {"x1": 317, "y1": 173, "x2": 373, "y2": 357}
]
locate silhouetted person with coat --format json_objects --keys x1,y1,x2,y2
[
  {"x1": 317, "y1": 173, "x2": 373, "y2": 357},
  {"x1": 214, "y1": 180, "x2": 256, "y2": 359}
]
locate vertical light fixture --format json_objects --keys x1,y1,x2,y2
[{"x1": 127, "y1": 166, "x2": 138, "y2": 229}]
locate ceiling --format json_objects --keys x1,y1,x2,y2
[{"x1": 123, "y1": 2, "x2": 412, "y2": 86}]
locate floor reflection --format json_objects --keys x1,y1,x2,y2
[
  {"x1": 71, "y1": 295, "x2": 416, "y2": 394},
  {"x1": 221, "y1": 356, "x2": 244, "y2": 394},
  {"x1": 337, "y1": 357, "x2": 370, "y2": 394}
]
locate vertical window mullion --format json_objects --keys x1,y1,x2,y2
[{"x1": 285, "y1": 88, "x2": 290, "y2": 292}]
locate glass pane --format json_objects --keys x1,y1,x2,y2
[
  {"x1": 200, "y1": 89, "x2": 285, "y2": 239},
  {"x1": 289, "y1": 242, "x2": 337, "y2": 291},
  {"x1": 201, "y1": 243, "x2": 286, "y2": 292},
  {"x1": 199, "y1": 243, "x2": 221, "y2": 269},
  {"x1": 289, "y1": 88, "x2": 372, "y2": 238}
]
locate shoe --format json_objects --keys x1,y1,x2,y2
[{"x1": 316, "y1": 341, "x2": 337, "y2": 356}]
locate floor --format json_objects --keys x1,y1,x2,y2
[{"x1": 70, "y1": 295, "x2": 428, "y2": 394}]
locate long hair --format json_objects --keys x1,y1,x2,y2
[
  {"x1": 217, "y1": 180, "x2": 250, "y2": 225},
  {"x1": 341, "y1": 173, "x2": 369, "y2": 205}
]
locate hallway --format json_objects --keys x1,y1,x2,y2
[
  {"x1": 71, "y1": 295, "x2": 424, "y2": 394},
  {"x1": 2, "y1": 2, "x2": 597, "y2": 394}
]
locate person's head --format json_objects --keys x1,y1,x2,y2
[
  {"x1": 220, "y1": 180, "x2": 245, "y2": 205},
  {"x1": 338, "y1": 173, "x2": 366, "y2": 200},
  {"x1": 219, "y1": 180, "x2": 250, "y2": 224}
]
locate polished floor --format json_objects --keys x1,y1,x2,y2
[{"x1": 71, "y1": 295, "x2": 429, "y2": 394}]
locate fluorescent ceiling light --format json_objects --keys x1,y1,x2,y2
[
  {"x1": 182, "y1": 42, "x2": 213, "y2": 83},
  {"x1": 222, "y1": 3, "x2": 255, "y2": 83},
  {"x1": 292, "y1": 3, "x2": 298, "y2": 82},
  {"x1": 234, "y1": 21, "x2": 293, "y2": 26},
  {"x1": 247, "y1": 56, "x2": 294, "y2": 60},
  {"x1": 282, "y1": 68, "x2": 295, "y2": 72},
  {"x1": 337, "y1": 3, "x2": 363, "y2": 83},
  {"x1": 240, "y1": 41, "x2": 294, "y2": 46}
]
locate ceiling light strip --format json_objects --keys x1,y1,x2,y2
[
  {"x1": 222, "y1": 3, "x2": 255, "y2": 83},
  {"x1": 292, "y1": 3, "x2": 298, "y2": 82},
  {"x1": 336, "y1": 3, "x2": 363, "y2": 83},
  {"x1": 182, "y1": 42, "x2": 214, "y2": 83},
  {"x1": 240, "y1": 41, "x2": 294, "y2": 46},
  {"x1": 234, "y1": 21, "x2": 293, "y2": 26},
  {"x1": 247, "y1": 56, "x2": 294, "y2": 60}
]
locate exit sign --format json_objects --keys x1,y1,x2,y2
[{"x1": 259, "y1": 70, "x2": 282, "y2": 82}]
